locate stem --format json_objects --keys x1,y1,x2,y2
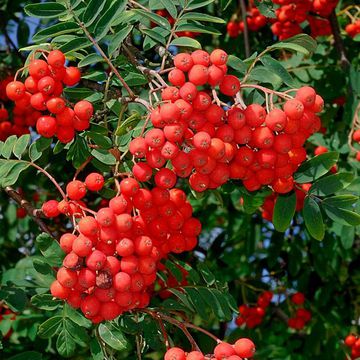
[
  {"x1": 329, "y1": 10, "x2": 351, "y2": 71},
  {"x1": 239, "y1": 0, "x2": 250, "y2": 57},
  {"x1": 240, "y1": 84, "x2": 293, "y2": 100},
  {"x1": 30, "y1": 162, "x2": 67, "y2": 199},
  {"x1": 67, "y1": 4, "x2": 136, "y2": 99},
  {"x1": 242, "y1": 48, "x2": 270, "y2": 83},
  {"x1": 3, "y1": 186, "x2": 54, "y2": 237},
  {"x1": 348, "y1": 102, "x2": 360, "y2": 153},
  {"x1": 73, "y1": 156, "x2": 94, "y2": 180}
]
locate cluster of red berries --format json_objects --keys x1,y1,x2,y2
[
  {"x1": 345, "y1": 20, "x2": 360, "y2": 38},
  {"x1": 271, "y1": 0, "x2": 337, "y2": 40},
  {"x1": 5, "y1": 49, "x2": 93, "y2": 143},
  {"x1": 261, "y1": 183, "x2": 311, "y2": 222},
  {"x1": 130, "y1": 49, "x2": 323, "y2": 194},
  {"x1": 287, "y1": 292, "x2": 312, "y2": 330},
  {"x1": 153, "y1": 10, "x2": 199, "y2": 38},
  {"x1": 344, "y1": 334, "x2": 360, "y2": 359},
  {"x1": 235, "y1": 291, "x2": 273, "y2": 328},
  {"x1": 226, "y1": 7, "x2": 267, "y2": 38},
  {"x1": 0, "y1": 75, "x2": 32, "y2": 141},
  {"x1": 352, "y1": 129, "x2": 360, "y2": 162},
  {"x1": 164, "y1": 338, "x2": 256, "y2": 360},
  {"x1": 46, "y1": 174, "x2": 201, "y2": 322}
]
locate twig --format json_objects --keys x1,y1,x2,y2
[
  {"x1": 73, "y1": 156, "x2": 94, "y2": 180},
  {"x1": 3, "y1": 186, "x2": 54, "y2": 237},
  {"x1": 239, "y1": 0, "x2": 250, "y2": 57},
  {"x1": 67, "y1": 4, "x2": 136, "y2": 99},
  {"x1": 329, "y1": 10, "x2": 351, "y2": 71}
]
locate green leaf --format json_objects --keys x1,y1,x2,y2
[
  {"x1": 294, "y1": 152, "x2": 339, "y2": 183},
  {"x1": 90, "y1": 339, "x2": 103, "y2": 360},
  {"x1": 63, "y1": 303, "x2": 92, "y2": 328},
  {"x1": 0, "y1": 161, "x2": 30, "y2": 188},
  {"x1": 32, "y1": 22, "x2": 79, "y2": 43},
  {"x1": 322, "y1": 195, "x2": 358, "y2": 209},
  {"x1": 38, "y1": 316, "x2": 63, "y2": 338},
  {"x1": 82, "y1": 0, "x2": 107, "y2": 26},
  {"x1": 91, "y1": 149, "x2": 117, "y2": 165},
  {"x1": 2, "y1": 135, "x2": 17, "y2": 159},
  {"x1": 36, "y1": 233, "x2": 64, "y2": 267},
  {"x1": 227, "y1": 55, "x2": 247, "y2": 74},
  {"x1": 303, "y1": 197, "x2": 324, "y2": 241},
  {"x1": 94, "y1": 0, "x2": 128, "y2": 40},
  {"x1": 168, "y1": 288, "x2": 195, "y2": 312},
  {"x1": 197, "y1": 263, "x2": 216, "y2": 285},
  {"x1": 98, "y1": 323, "x2": 129, "y2": 351},
  {"x1": 272, "y1": 192, "x2": 296, "y2": 232},
  {"x1": 78, "y1": 54, "x2": 104, "y2": 68},
  {"x1": 58, "y1": 37, "x2": 91, "y2": 54},
  {"x1": 108, "y1": 25, "x2": 134, "y2": 56},
  {"x1": 186, "y1": 0, "x2": 215, "y2": 10},
  {"x1": 33, "y1": 259, "x2": 55, "y2": 277},
  {"x1": 0, "y1": 286, "x2": 27, "y2": 312},
  {"x1": 86, "y1": 132, "x2": 112, "y2": 149},
  {"x1": 170, "y1": 37, "x2": 201, "y2": 49},
  {"x1": 141, "y1": 28, "x2": 166, "y2": 45},
  {"x1": 175, "y1": 23, "x2": 221, "y2": 35},
  {"x1": 309, "y1": 173, "x2": 354, "y2": 197},
  {"x1": 31, "y1": 294, "x2": 61, "y2": 311},
  {"x1": 270, "y1": 34, "x2": 317, "y2": 55},
  {"x1": 159, "y1": 0, "x2": 177, "y2": 18},
  {"x1": 24, "y1": 3, "x2": 67, "y2": 18},
  {"x1": 134, "y1": 9, "x2": 171, "y2": 30},
  {"x1": 29, "y1": 138, "x2": 52, "y2": 162},
  {"x1": 185, "y1": 288, "x2": 209, "y2": 320},
  {"x1": 115, "y1": 113, "x2": 141, "y2": 136},
  {"x1": 56, "y1": 329, "x2": 76, "y2": 357},
  {"x1": 323, "y1": 205, "x2": 360, "y2": 226},
  {"x1": 13, "y1": 135, "x2": 30, "y2": 159},
  {"x1": 260, "y1": 56, "x2": 297, "y2": 87},
  {"x1": 7, "y1": 352, "x2": 42, "y2": 360},
  {"x1": 180, "y1": 12, "x2": 225, "y2": 23}
]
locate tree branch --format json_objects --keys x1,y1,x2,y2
[
  {"x1": 239, "y1": 0, "x2": 250, "y2": 58},
  {"x1": 329, "y1": 10, "x2": 350, "y2": 71},
  {"x1": 3, "y1": 186, "x2": 55, "y2": 237}
]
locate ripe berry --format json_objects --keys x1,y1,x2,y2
[
  {"x1": 46, "y1": 97, "x2": 66, "y2": 114},
  {"x1": 168, "y1": 69, "x2": 186, "y2": 86},
  {"x1": 174, "y1": 53, "x2": 194, "y2": 72},
  {"x1": 164, "y1": 347, "x2": 186, "y2": 360},
  {"x1": 66, "y1": 180, "x2": 87, "y2": 200},
  {"x1": 29, "y1": 59, "x2": 49, "y2": 79},
  {"x1": 120, "y1": 178, "x2": 140, "y2": 196},
  {"x1": 191, "y1": 50, "x2": 210, "y2": 66},
  {"x1": 245, "y1": 104, "x2": 266, "y2": 127},
  {"x1": 86, "y1": 250, "x2": 107, "y2": 271},
  {"x1": 78, "y1": 216, "x2": 100, "y2": 237},
  {"x1": 154, "y1": 168, "x2": 177, "y2": 189},
  {"x1": 50, "y1": 280, "x2": 70, "y2": 299},
  {"x1": 188, "y1": 64, "x2": 208, "y2": 86},
  {"x1": 179, "y1": 82, "x2": 197, "y2": 101},
  {"x1": 37, "y1": 76, "x2": 55, "y2": 95},
  {"x1": 85, "y1": 173, "x2": 104, "y2": 191},
  {"x1": 74, "y1": 100, "x2": 93, "y2": 121},
  {"x1": 47, "y1": 50, "x2": 66, "y2": 69},
  {"x1": 291, "y1": 292, "x2": 305, "y2": 305},
  {"x1": 63, "y1": 66, "x2": 81, "y2": 86},
  {"x1": 210, "y1": 49, "x2": 228, "y2": 66},
  {"x1": 36, "y1": 116, "x2": 57, "y2": 138},
  {"x1": 295, "y1": 86, "x2": 316, "y2": 108},
  {"x1": 187, "y1": 351, "x2": 205, "y2": 360},
  {"x1": 6, "y1": 81, "x2": 26, "y2": 101},
  {"x1": 219, "y1": 75, "x2": 240, "y2": 96},
  {"x1": 42, "y1": 200, "x2": 60, "y2": 218},
  {"x1": 214, "y1": 342, "x2": 236, "y2": 359},
  {"x1": 265, "y1": 108, "x2": 287, "y2": 131},
  {"x1": 234, "y1": 338, "x2": 256, "y2": 358},
  {"x1": 57, "y1": 267, "x2": 78, "y2": 288},
  {"x1": 72, "y1": 235, "x2": 93, "y2": 257},
  {"x1": 81, "y1": 295, "x2": 100, "y2": 318},
  {"x1": 284, "y1": 99, "x2": 304, "y2": 120}
]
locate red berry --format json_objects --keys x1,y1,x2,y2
[
  {"x1": 164, "y1": 347, "x2": 186, "y2": 360},
  {"x1": 85, "y1": 173, "x2": 104, "y2": 191},
  {"x1": 36, "y1": 116, "x2": 57, "y2": 138},
  {"x1": 234, "y1": 338, "x2": 256, "y2": 358},
  {"x1": 219, "y1": 75, "x2": 240, "y2": 96},
  {"x1": 74, "y1": 100, "x2": 93, "y2": 121},
  {"x1": 174, "y1": 53, "x2": 194, "y2": 72},
  {"x1": 63, "y1": 67, "x2": 81, "y2": 86},
  {"x1": 66, "y1": 180, "x2": 87, "y2": 200},
  {"x1": 47, "y1": 50, "x2": 66, "y2": 69},
  {"x1": 42, "y1": 200, "x2": 60, "y2": 218}
]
